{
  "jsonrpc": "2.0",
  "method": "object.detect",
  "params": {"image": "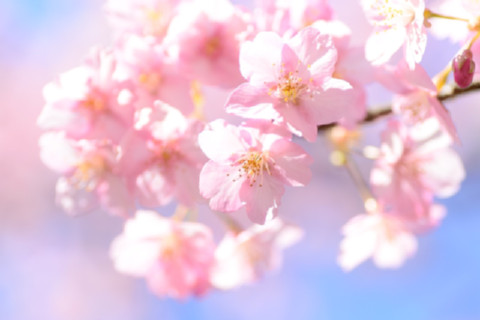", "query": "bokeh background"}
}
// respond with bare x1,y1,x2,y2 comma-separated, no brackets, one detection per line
2,0,480,319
